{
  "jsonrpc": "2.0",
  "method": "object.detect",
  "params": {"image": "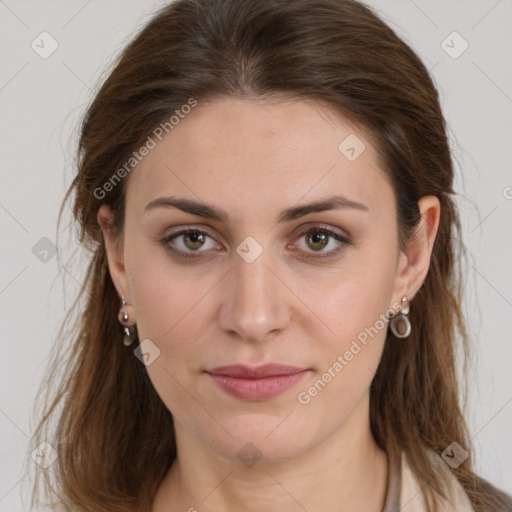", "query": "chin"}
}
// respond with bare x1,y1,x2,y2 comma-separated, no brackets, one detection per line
201,412,320,466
